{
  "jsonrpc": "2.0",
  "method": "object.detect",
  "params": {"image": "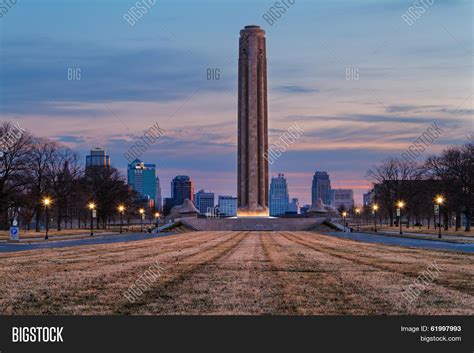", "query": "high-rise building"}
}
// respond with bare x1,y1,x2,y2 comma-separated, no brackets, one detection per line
363,190,374,207
332,189,354,210
288,198,300,214
155,176,162,211
218,196,238,217
195,189,215,215
269,174,289,216
163,197,174,209
127,159,156,206
171,175,194,206
86,148,110,169
311,171,332,206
